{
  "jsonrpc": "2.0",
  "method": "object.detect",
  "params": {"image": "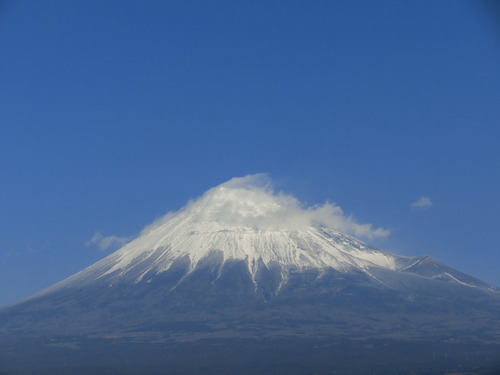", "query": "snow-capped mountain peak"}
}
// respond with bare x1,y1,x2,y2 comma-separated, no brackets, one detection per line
46,175,399,291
